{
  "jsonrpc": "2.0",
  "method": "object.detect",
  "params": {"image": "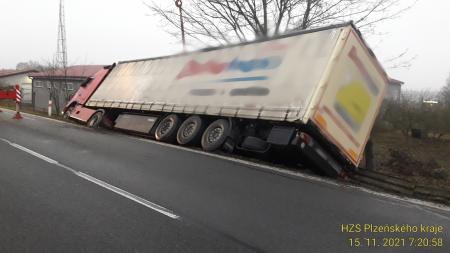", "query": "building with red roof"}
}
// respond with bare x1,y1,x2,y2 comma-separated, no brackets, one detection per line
29,65,104,114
